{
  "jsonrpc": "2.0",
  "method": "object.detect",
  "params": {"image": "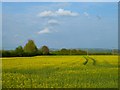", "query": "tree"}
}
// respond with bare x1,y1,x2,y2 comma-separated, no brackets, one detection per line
24,40,38,54
2,50,10,57
41,45,49,55
71,49,77,55
60,48,69,55
15,46,24,56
